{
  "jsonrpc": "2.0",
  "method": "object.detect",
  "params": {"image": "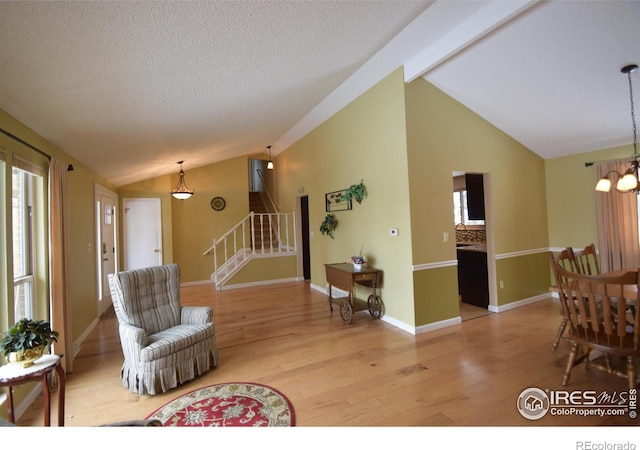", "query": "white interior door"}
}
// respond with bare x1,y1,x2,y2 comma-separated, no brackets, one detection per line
96,186,118,317
123,198,162,270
